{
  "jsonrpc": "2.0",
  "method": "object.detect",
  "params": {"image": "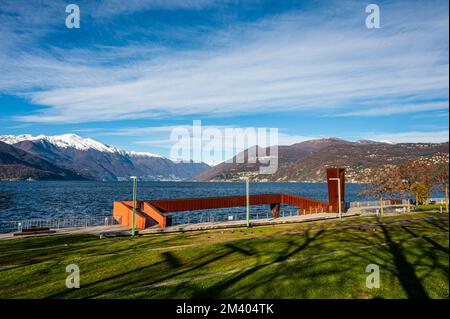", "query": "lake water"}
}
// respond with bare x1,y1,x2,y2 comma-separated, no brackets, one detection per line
0,181,444,229
0,181,367,222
